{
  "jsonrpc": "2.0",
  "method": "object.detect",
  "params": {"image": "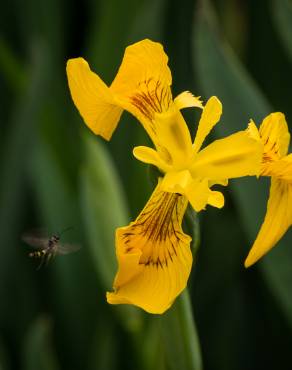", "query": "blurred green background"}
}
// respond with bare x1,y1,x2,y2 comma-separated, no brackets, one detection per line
1,0,292,369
